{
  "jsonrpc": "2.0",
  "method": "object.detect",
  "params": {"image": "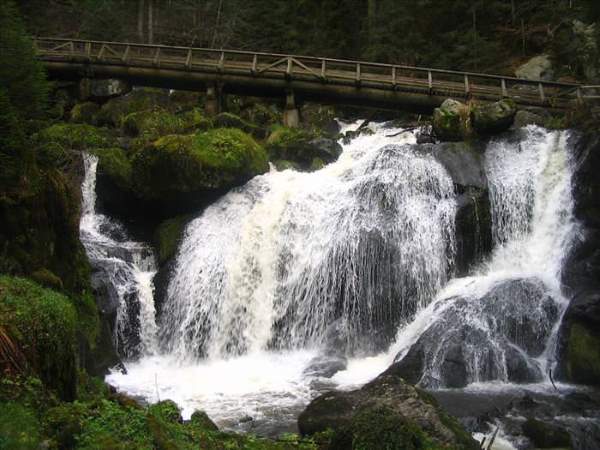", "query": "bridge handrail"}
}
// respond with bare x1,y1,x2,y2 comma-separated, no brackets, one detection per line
33,37,582,90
